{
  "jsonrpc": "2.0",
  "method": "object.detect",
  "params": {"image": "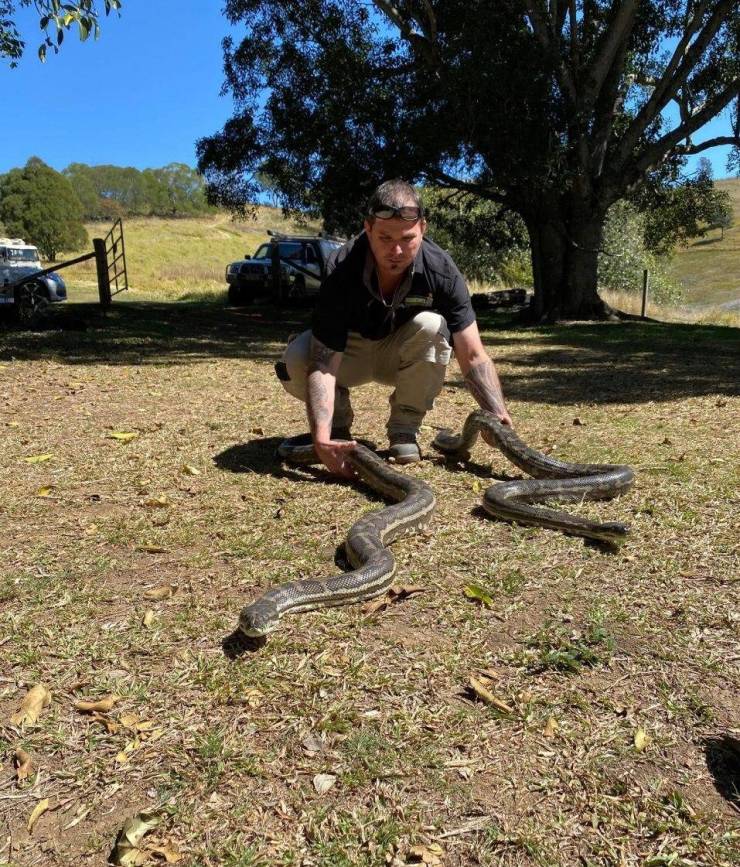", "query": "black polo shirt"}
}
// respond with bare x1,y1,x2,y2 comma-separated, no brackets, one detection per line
311,232,476,352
